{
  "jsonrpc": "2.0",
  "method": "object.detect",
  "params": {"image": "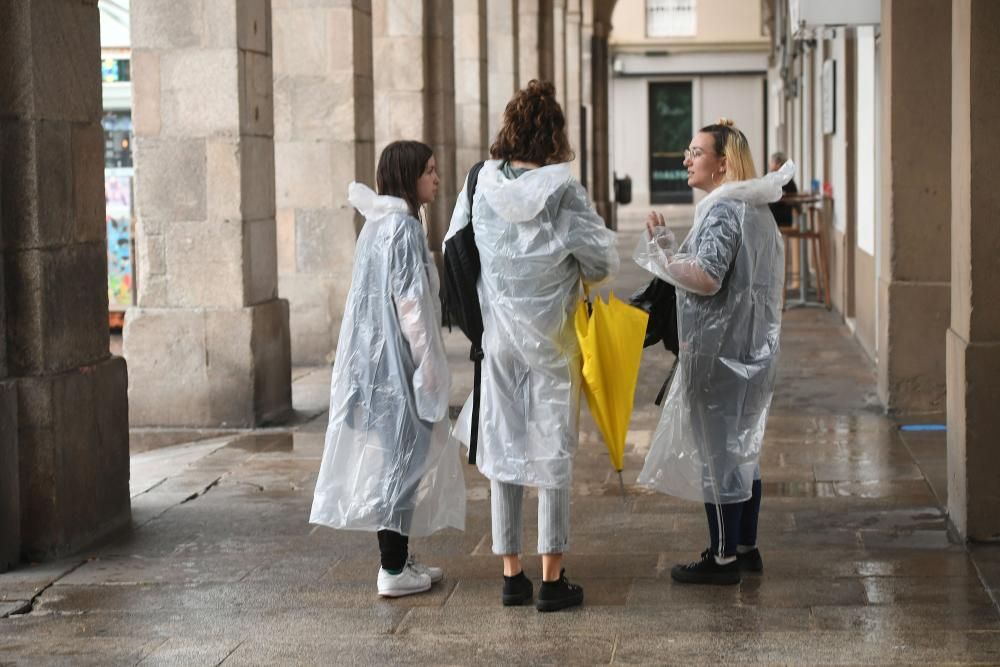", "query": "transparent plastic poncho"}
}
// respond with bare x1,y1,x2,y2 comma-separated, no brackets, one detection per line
309,183,465,536
634,161,795,504
445,161,620,489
